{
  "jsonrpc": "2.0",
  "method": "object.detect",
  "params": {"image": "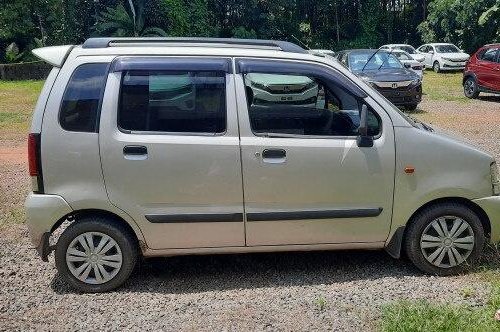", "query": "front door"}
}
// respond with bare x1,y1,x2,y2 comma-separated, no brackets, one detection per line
476,47,500,91
235,59,395,246
99,57,245,250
